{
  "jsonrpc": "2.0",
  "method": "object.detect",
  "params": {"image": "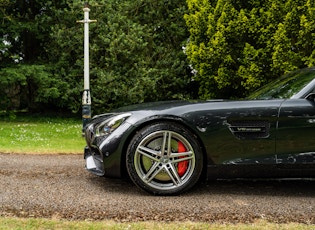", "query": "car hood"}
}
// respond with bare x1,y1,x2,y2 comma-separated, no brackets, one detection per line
113,100,225,113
